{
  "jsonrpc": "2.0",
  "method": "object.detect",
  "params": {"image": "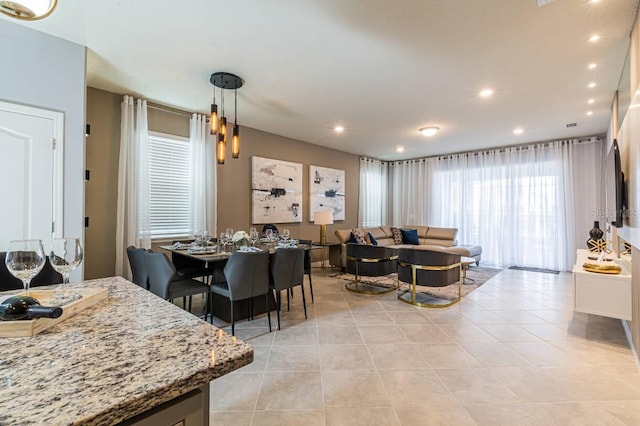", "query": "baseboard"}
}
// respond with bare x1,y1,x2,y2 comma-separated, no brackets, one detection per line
622,319,640,371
